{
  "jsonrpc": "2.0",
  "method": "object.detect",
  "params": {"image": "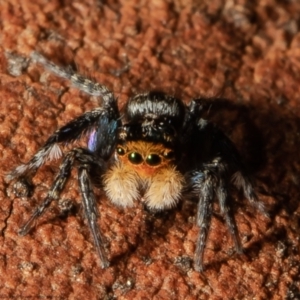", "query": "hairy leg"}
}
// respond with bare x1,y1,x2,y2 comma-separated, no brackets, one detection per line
19,147,109,267
7,105,119,182
31,52,114,105
79,167,109,268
